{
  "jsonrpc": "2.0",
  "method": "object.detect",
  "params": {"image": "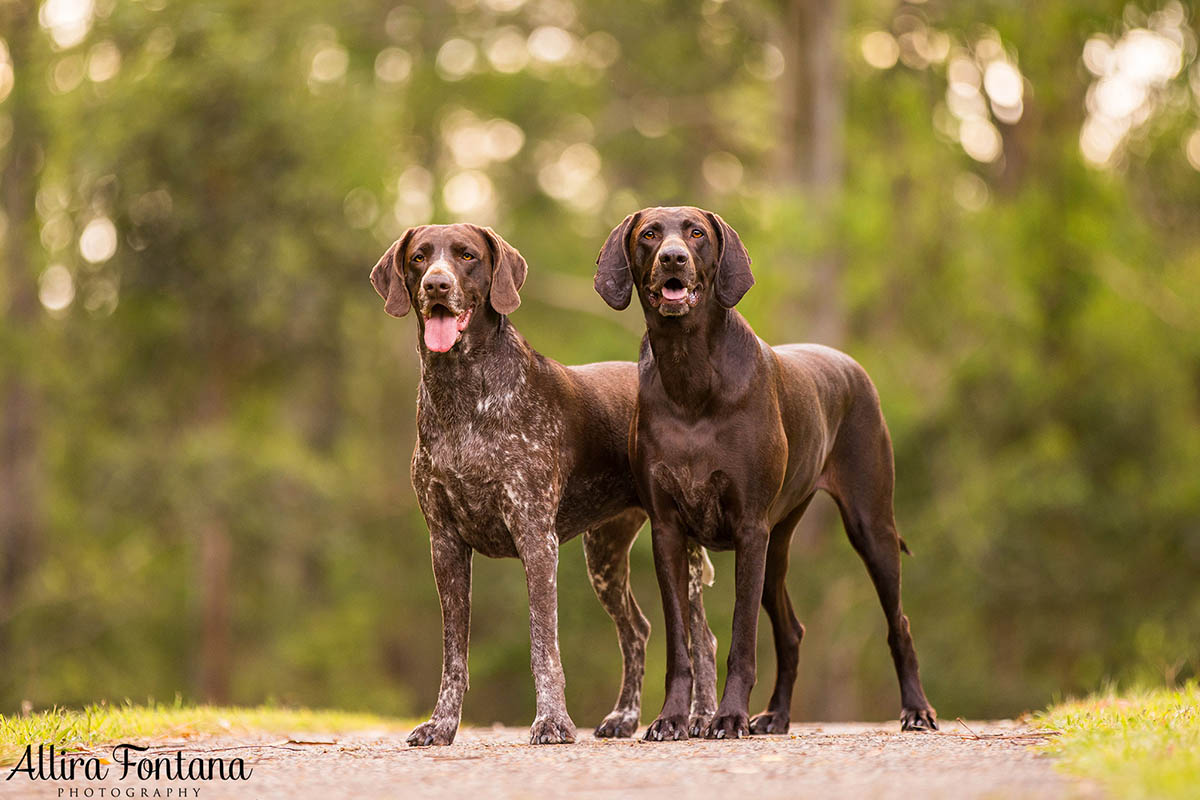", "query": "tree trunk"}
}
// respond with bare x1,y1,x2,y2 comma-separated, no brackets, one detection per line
193,373,234,705
775,0,852,720
199,519,232,703
0,0,43,680
776,0,846,345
